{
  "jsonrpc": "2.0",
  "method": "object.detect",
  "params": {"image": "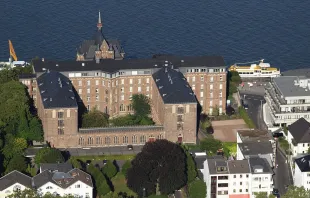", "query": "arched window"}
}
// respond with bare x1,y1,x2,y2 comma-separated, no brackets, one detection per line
78,137,84,145
13,185,21,191
105,137,110,144
157,134,164,140
123,136,128,144
114,136,119,144
140,135,146,143
88,137,93,145
132,135,137,144
96,137,101,144
120,104,125,112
